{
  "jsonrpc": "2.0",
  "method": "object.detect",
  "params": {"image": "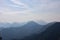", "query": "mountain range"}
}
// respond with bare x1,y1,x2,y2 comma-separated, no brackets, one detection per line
1,21,43,40
0,20,47,28
0,21,60,40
